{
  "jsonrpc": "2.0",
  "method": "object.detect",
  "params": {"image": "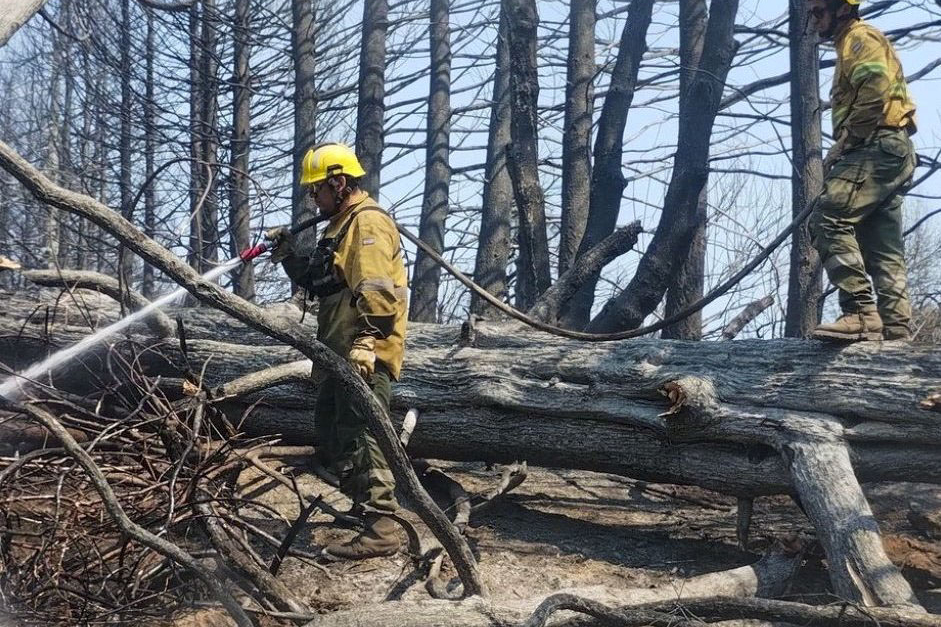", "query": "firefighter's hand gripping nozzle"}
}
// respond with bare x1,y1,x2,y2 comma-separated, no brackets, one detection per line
237,215,326,264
